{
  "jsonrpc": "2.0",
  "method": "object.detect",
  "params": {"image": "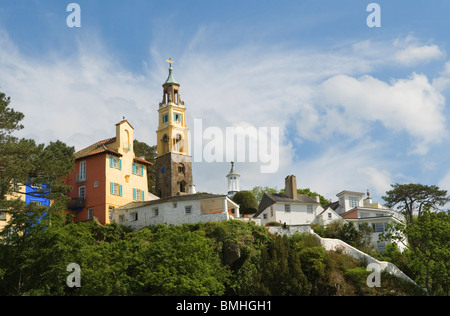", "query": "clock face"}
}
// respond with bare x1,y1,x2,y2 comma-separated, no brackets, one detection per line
161,166,166,173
